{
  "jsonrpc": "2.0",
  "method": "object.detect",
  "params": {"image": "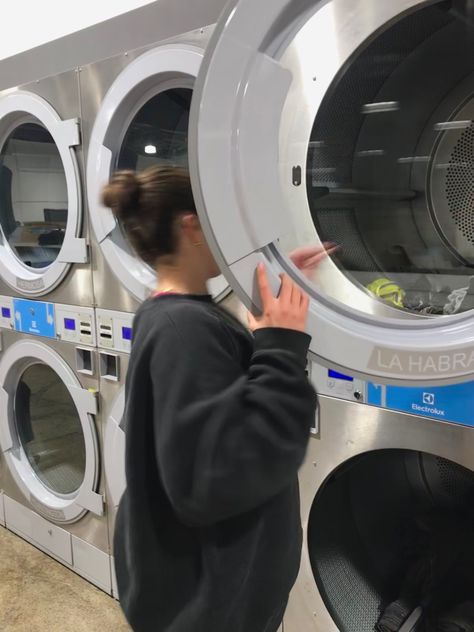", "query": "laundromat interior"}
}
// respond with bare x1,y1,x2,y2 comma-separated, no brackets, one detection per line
0,1,473,630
